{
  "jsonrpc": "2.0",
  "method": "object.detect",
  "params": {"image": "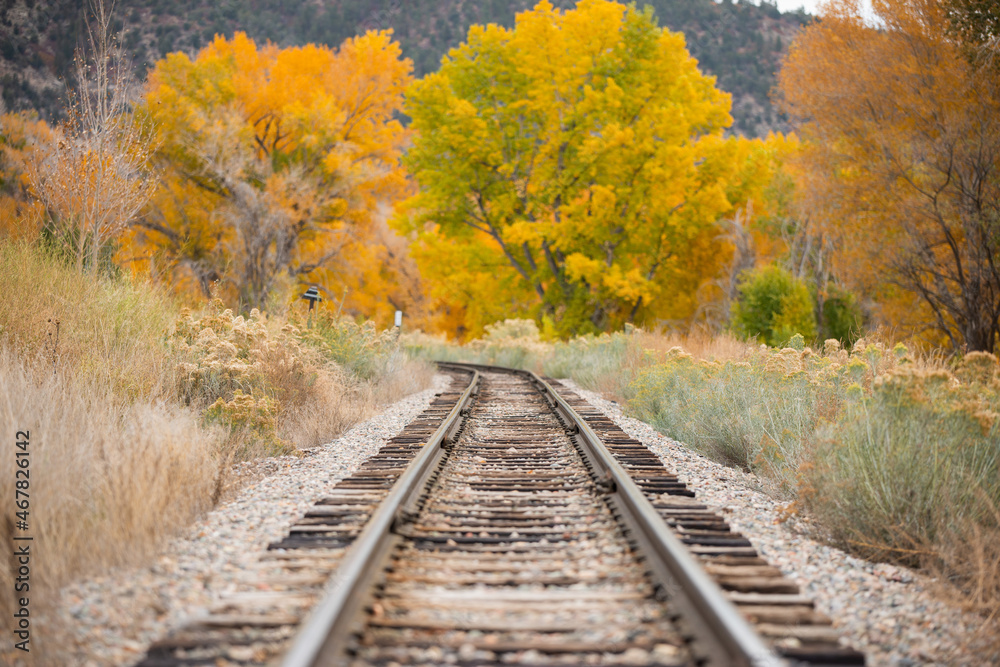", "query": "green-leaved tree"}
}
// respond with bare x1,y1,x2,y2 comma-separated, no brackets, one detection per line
395,0,776,338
